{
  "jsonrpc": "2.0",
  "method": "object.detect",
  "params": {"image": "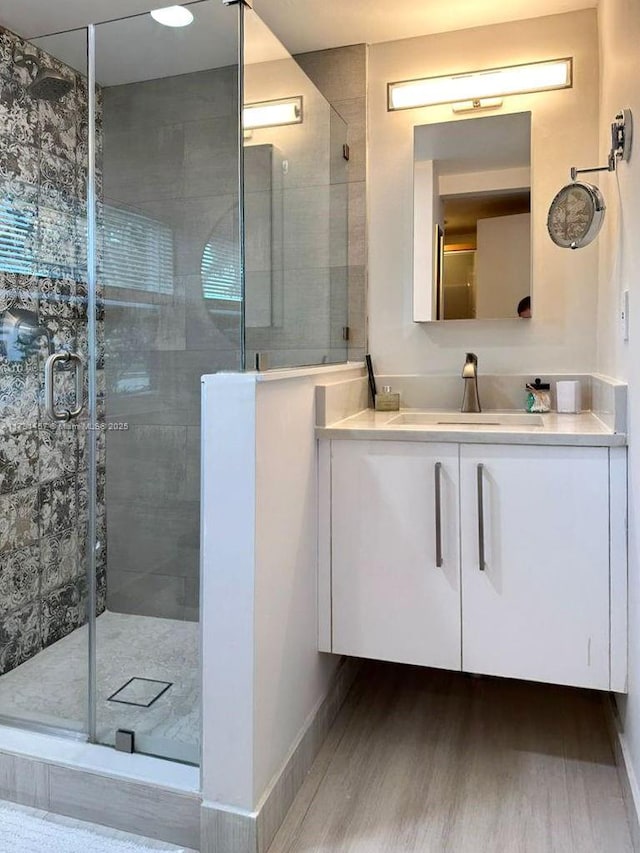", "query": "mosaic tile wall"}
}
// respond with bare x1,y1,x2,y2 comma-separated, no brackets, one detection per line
0,25,106,677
